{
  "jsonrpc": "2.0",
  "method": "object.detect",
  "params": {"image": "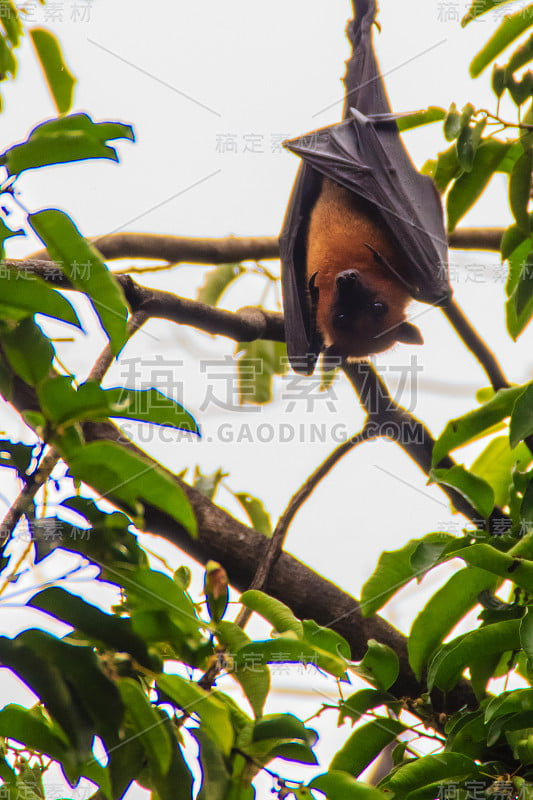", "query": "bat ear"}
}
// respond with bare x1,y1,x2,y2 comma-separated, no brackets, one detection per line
396,322,423,345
